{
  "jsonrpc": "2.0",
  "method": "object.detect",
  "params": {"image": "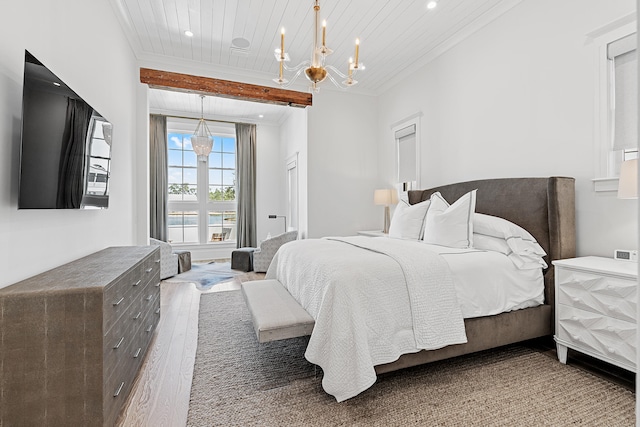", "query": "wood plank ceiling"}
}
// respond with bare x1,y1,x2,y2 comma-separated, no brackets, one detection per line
111,0,521,119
